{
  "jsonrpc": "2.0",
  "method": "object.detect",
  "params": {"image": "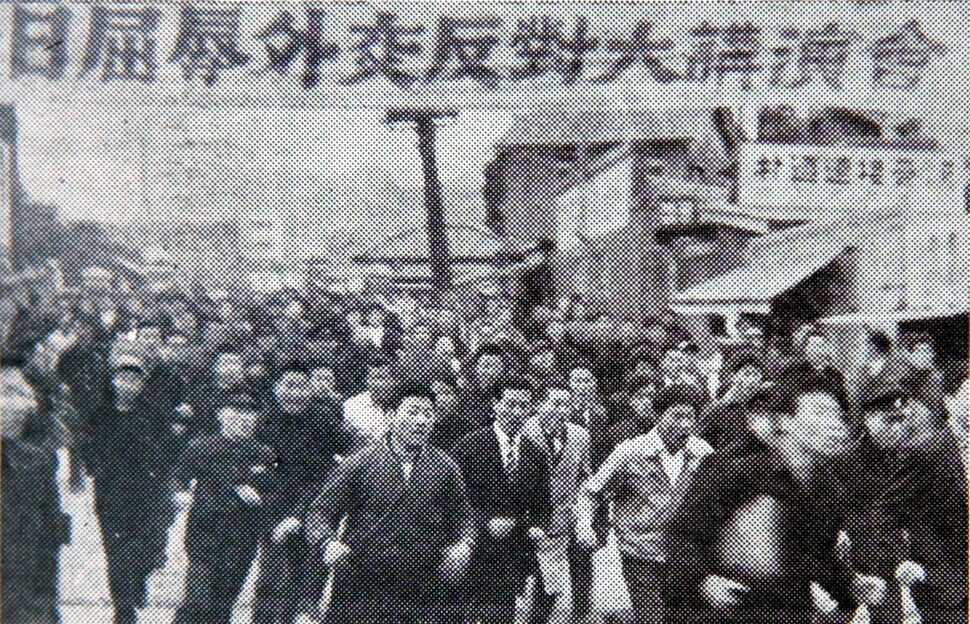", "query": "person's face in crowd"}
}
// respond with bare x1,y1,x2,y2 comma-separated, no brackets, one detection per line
390,395,436,450
366,308,385,327
631,359,657,378
655,403,697,452
433,336,455,359
572,301,588,321
476,354,504,389
661,349,690,378
430,380,457,415
217,300,235,322
908,342,935,370
366,365,396,404
173,311,198,337
731,365,764,397
569,367,597,400
256,333,278,353
545,320,566,343
112,369,146,408
437,309,457,330
538,388,572,434
618,321,639,345
218,406,260,440
945,380,969,445
783,392,850,457
529,349,556,377
274,371,312,412
745,407,778,444
283,300,304,321
213,353,246,388
310,367,336,398
494,304,513,325
629,388,655,425
2,367,37,440
644,324,667,345
803,335,831,369
137,326,162,346
495,388,532,435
